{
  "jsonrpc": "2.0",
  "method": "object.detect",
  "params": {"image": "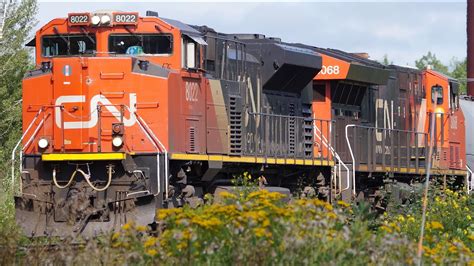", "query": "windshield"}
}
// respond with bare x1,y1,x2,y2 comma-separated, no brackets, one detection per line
108,34,173,55
42,35,96,56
